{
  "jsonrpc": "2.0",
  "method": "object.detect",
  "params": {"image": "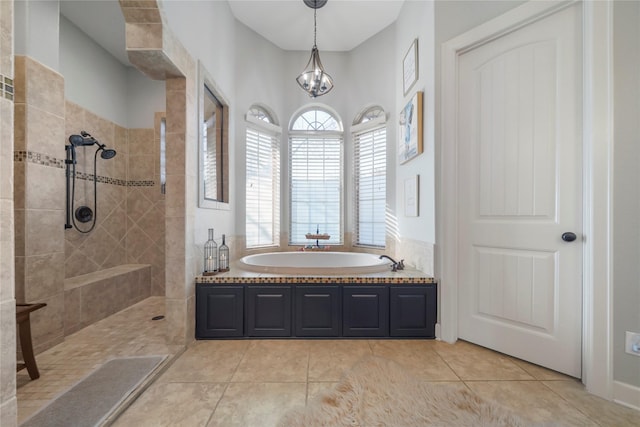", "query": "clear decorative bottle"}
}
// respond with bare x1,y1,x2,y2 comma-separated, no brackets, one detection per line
219,234,229,272
203,228,218,275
